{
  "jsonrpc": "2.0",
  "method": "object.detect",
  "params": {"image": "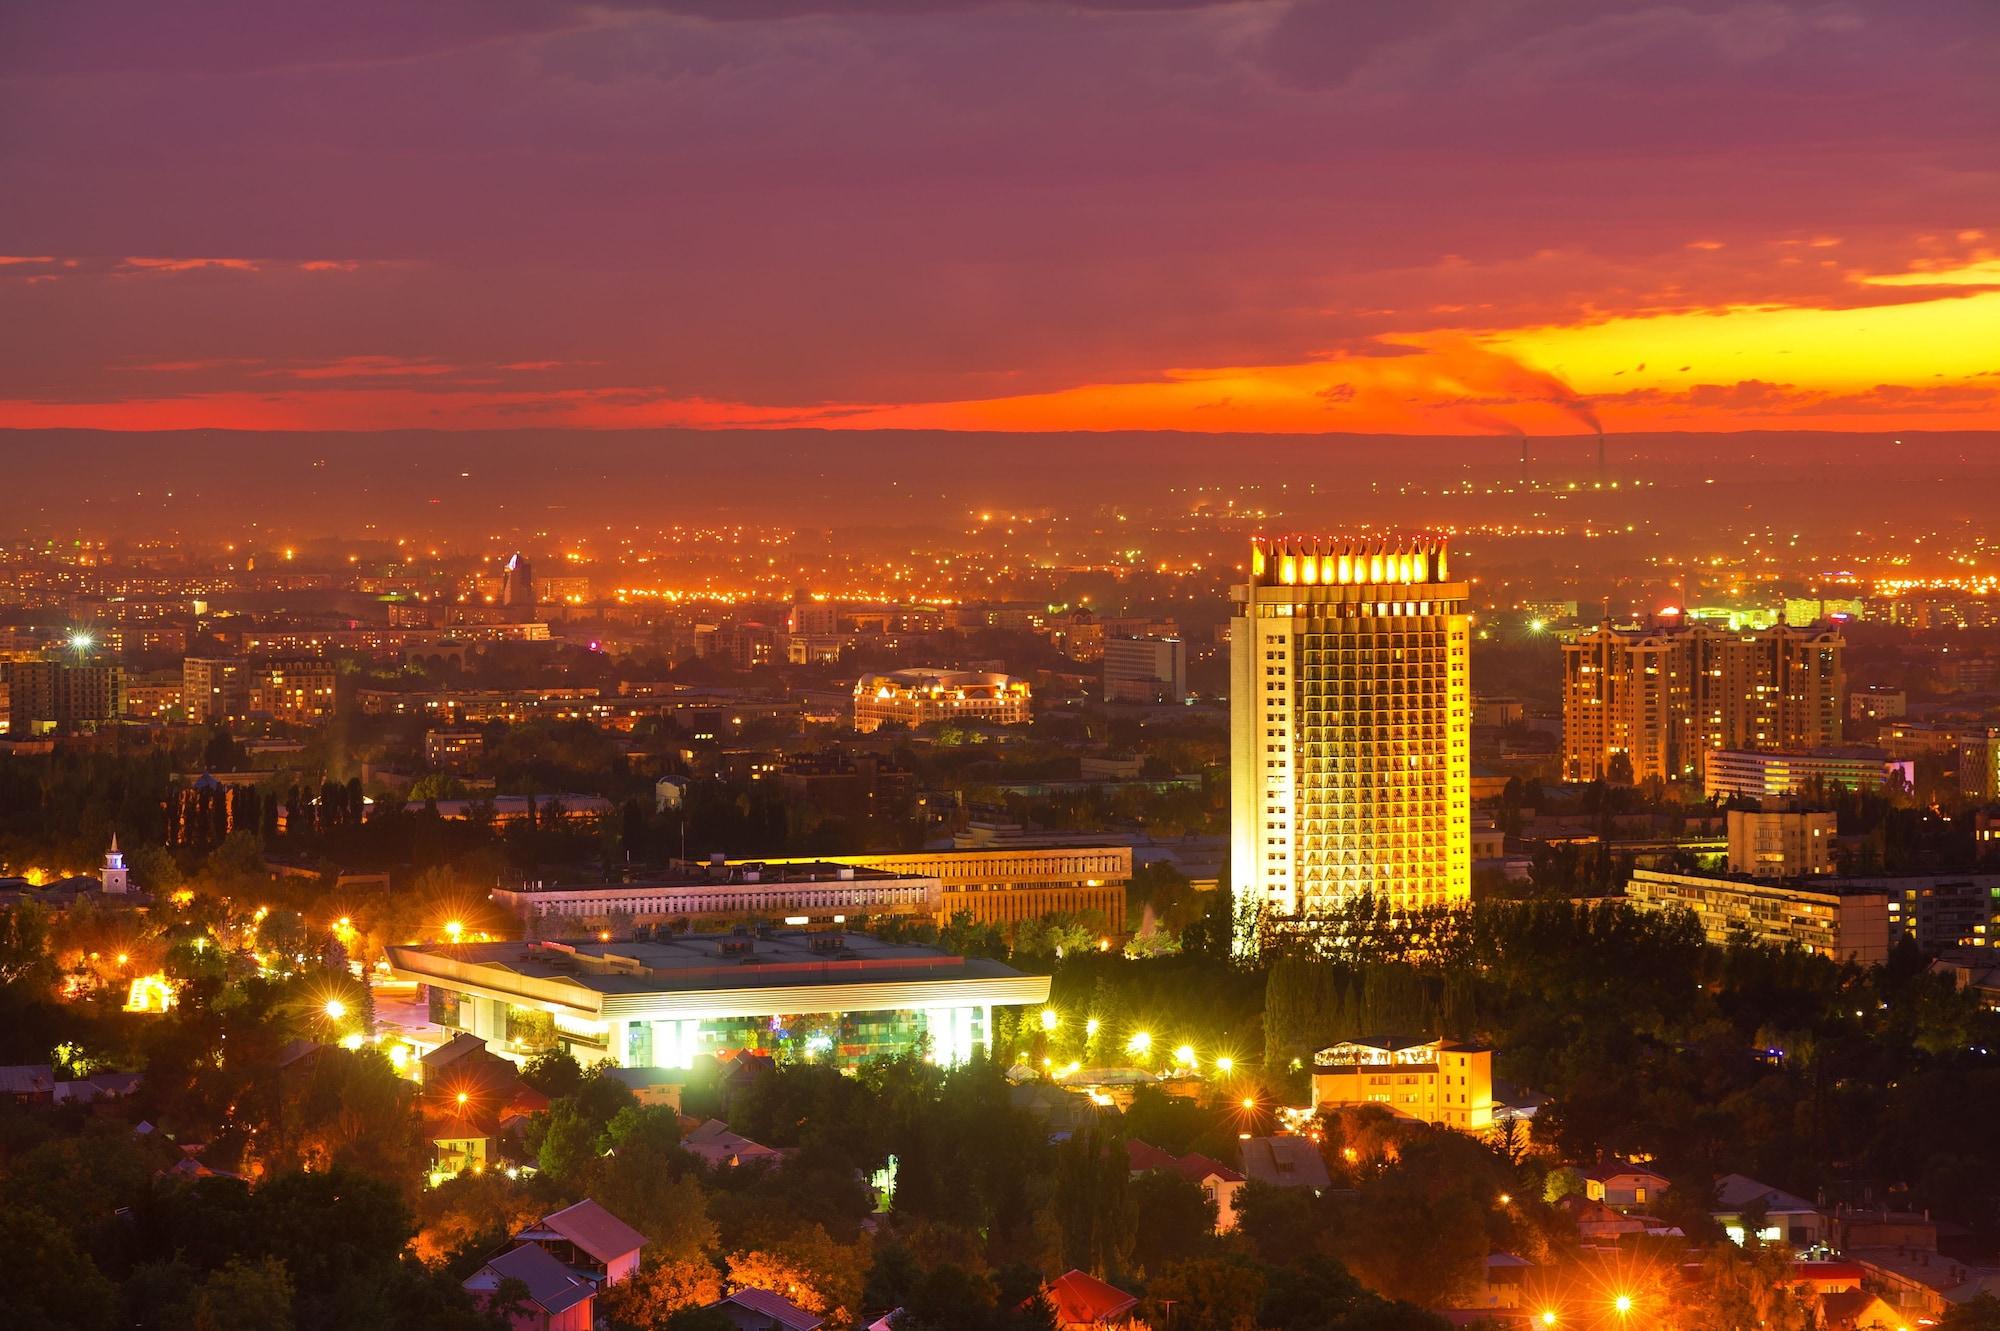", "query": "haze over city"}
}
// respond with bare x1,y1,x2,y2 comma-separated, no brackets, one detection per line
3,5,1999,1331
